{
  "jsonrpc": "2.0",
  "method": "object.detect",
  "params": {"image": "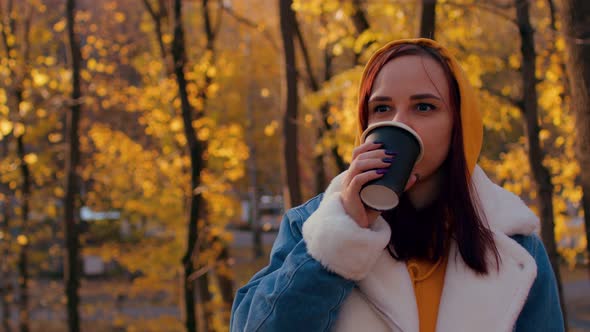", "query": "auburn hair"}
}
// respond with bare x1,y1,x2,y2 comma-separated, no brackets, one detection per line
358,44,500,274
